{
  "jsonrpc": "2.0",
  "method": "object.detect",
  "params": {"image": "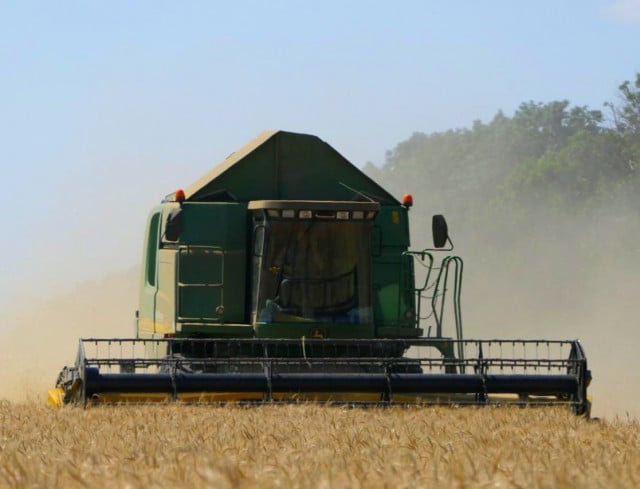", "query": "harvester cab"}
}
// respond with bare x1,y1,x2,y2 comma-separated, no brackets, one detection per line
248,200,380,330
49,131,591,414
